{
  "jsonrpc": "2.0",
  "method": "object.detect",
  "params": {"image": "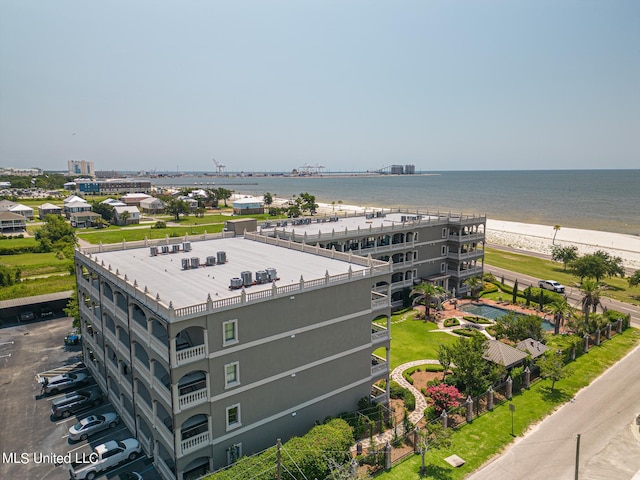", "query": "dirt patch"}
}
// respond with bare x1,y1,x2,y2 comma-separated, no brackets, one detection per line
411,370,446,394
